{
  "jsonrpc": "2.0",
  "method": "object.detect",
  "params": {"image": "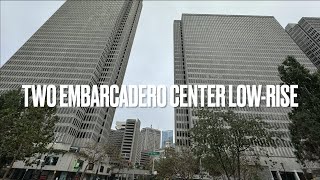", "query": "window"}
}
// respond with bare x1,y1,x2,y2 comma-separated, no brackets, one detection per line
44,156,59,166
100,166,104,173
88,163,94,170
